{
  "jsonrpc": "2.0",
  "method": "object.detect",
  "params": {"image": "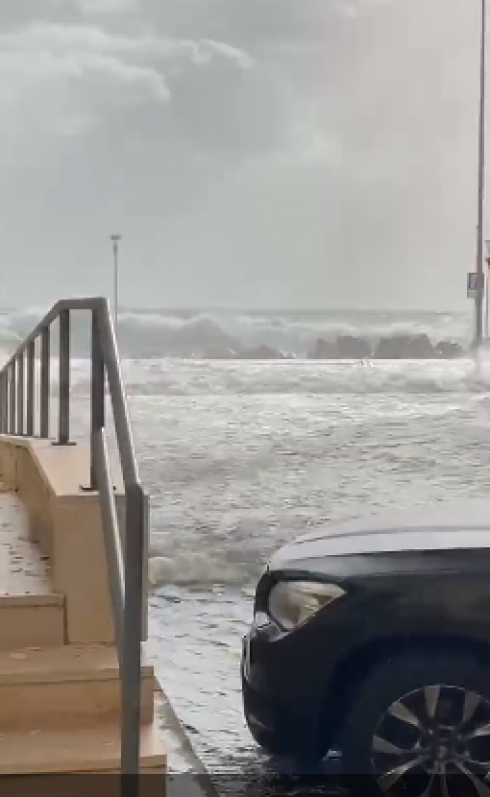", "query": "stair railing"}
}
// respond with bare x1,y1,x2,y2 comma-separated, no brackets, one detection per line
0,297,147,787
